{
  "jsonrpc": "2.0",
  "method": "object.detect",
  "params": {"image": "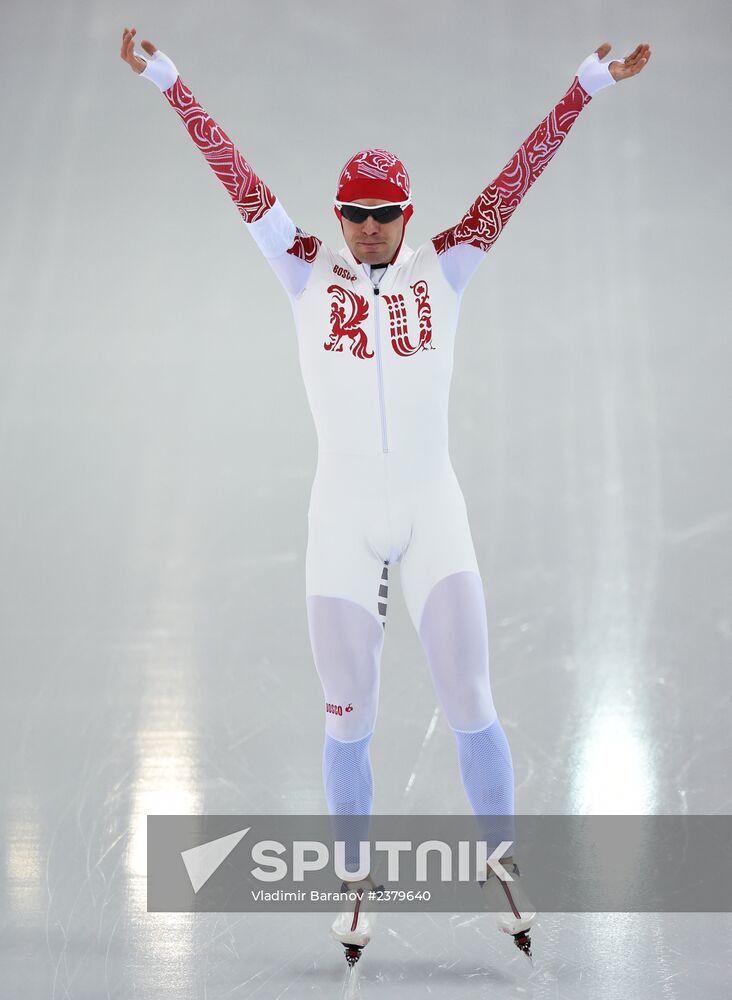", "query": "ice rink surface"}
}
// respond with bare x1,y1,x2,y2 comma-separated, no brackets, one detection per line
1,0,730,996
